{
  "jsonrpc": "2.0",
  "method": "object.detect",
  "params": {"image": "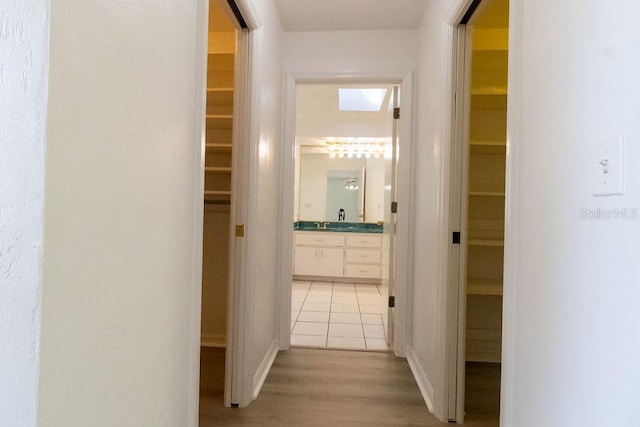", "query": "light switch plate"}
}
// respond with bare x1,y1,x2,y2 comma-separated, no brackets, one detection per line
593,134,624,197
